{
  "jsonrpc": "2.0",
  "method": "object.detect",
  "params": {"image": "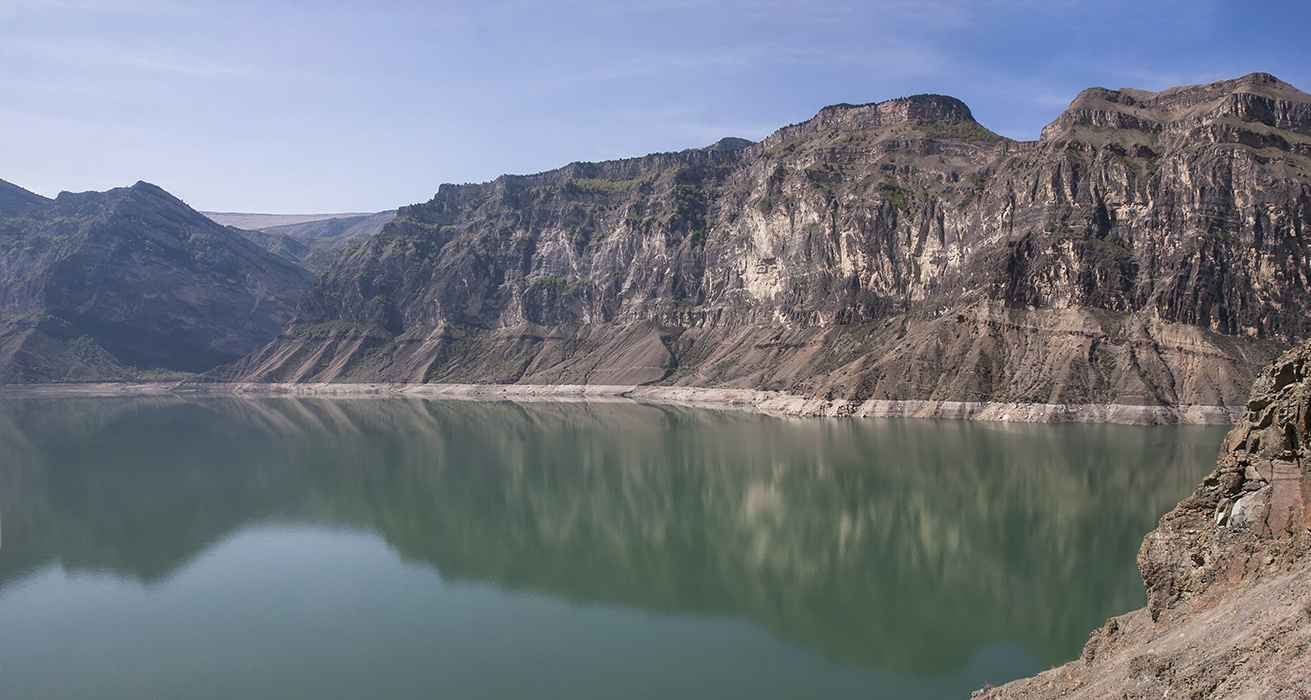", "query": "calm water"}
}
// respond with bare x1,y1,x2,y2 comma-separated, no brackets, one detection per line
0,397,1226,699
